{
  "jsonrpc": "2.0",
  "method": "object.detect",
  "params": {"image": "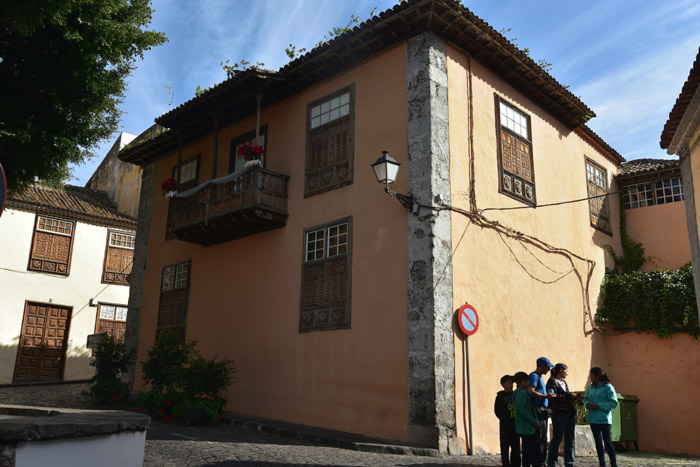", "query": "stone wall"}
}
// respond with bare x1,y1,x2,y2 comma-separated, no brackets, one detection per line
406,32,460,454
